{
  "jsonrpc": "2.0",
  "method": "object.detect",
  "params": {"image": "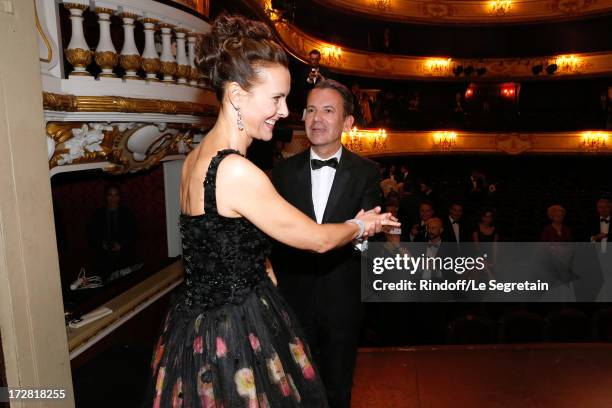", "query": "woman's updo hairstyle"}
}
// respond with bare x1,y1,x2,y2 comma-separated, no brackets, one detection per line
197,14,288,101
